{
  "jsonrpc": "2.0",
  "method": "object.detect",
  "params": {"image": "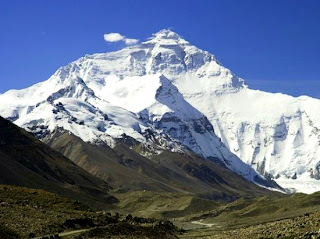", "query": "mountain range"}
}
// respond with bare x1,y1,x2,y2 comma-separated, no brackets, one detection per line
1,29,320,193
